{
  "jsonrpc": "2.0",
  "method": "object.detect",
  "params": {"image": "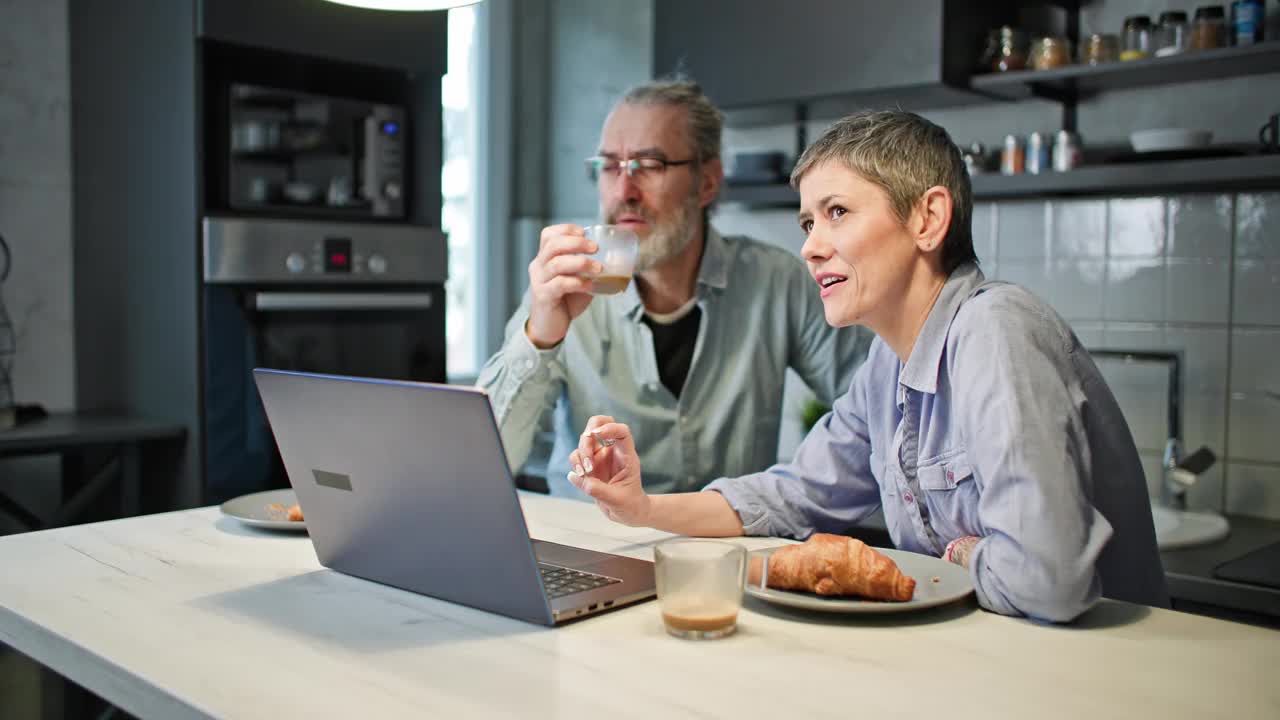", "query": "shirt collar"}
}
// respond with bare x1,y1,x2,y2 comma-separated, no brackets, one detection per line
620,225,728,321
898,262,985,395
